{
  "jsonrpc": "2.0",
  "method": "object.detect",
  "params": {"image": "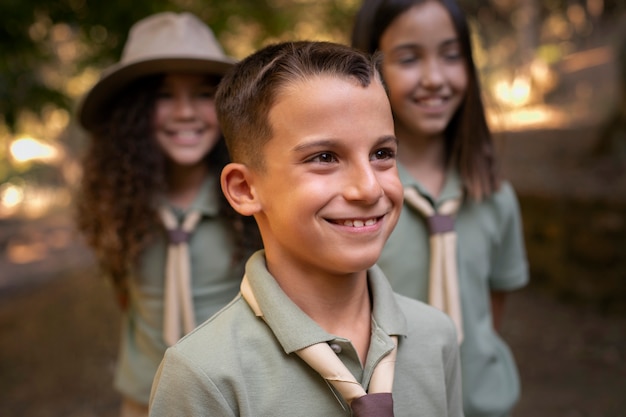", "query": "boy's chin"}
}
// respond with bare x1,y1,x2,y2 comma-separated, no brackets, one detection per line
334,252,384,274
